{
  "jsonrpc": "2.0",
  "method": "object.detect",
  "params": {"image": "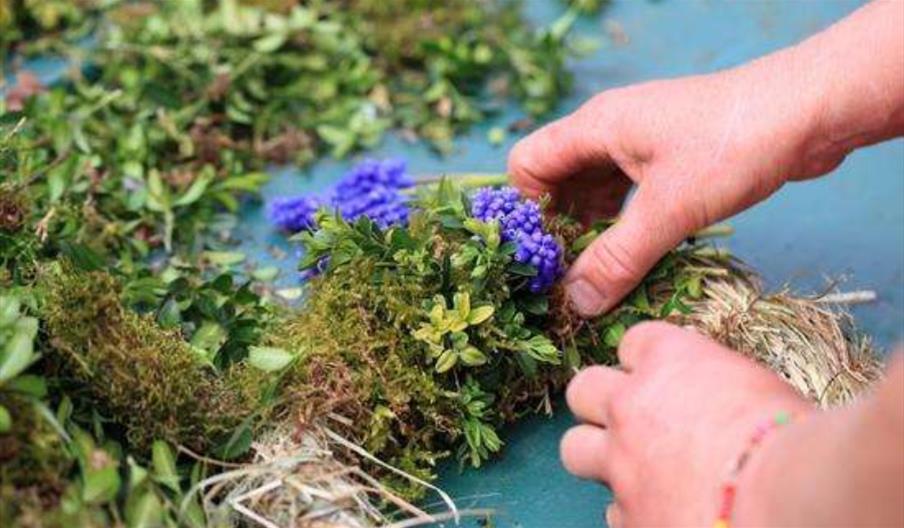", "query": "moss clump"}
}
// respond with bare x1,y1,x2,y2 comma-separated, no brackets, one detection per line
42,267,270,453
271,256,456,492
0,394,72,525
